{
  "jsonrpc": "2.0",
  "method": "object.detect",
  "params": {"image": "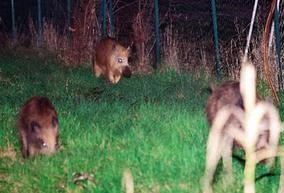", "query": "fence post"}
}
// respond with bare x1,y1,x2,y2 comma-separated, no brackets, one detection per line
11,0,17,44
210,0,221,79
109,0,114,36
67,0,71,37
37,0,42,47
99,0,107,37
154,0,161,69
274,1,283,89
279,0,284,88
